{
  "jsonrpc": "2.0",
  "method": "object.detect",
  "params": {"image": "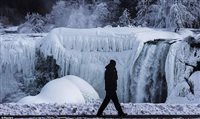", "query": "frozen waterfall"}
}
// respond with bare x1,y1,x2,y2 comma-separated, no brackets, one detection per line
1,27,197,103
130,40,170,103
0,34,43,102
38,27,183,103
